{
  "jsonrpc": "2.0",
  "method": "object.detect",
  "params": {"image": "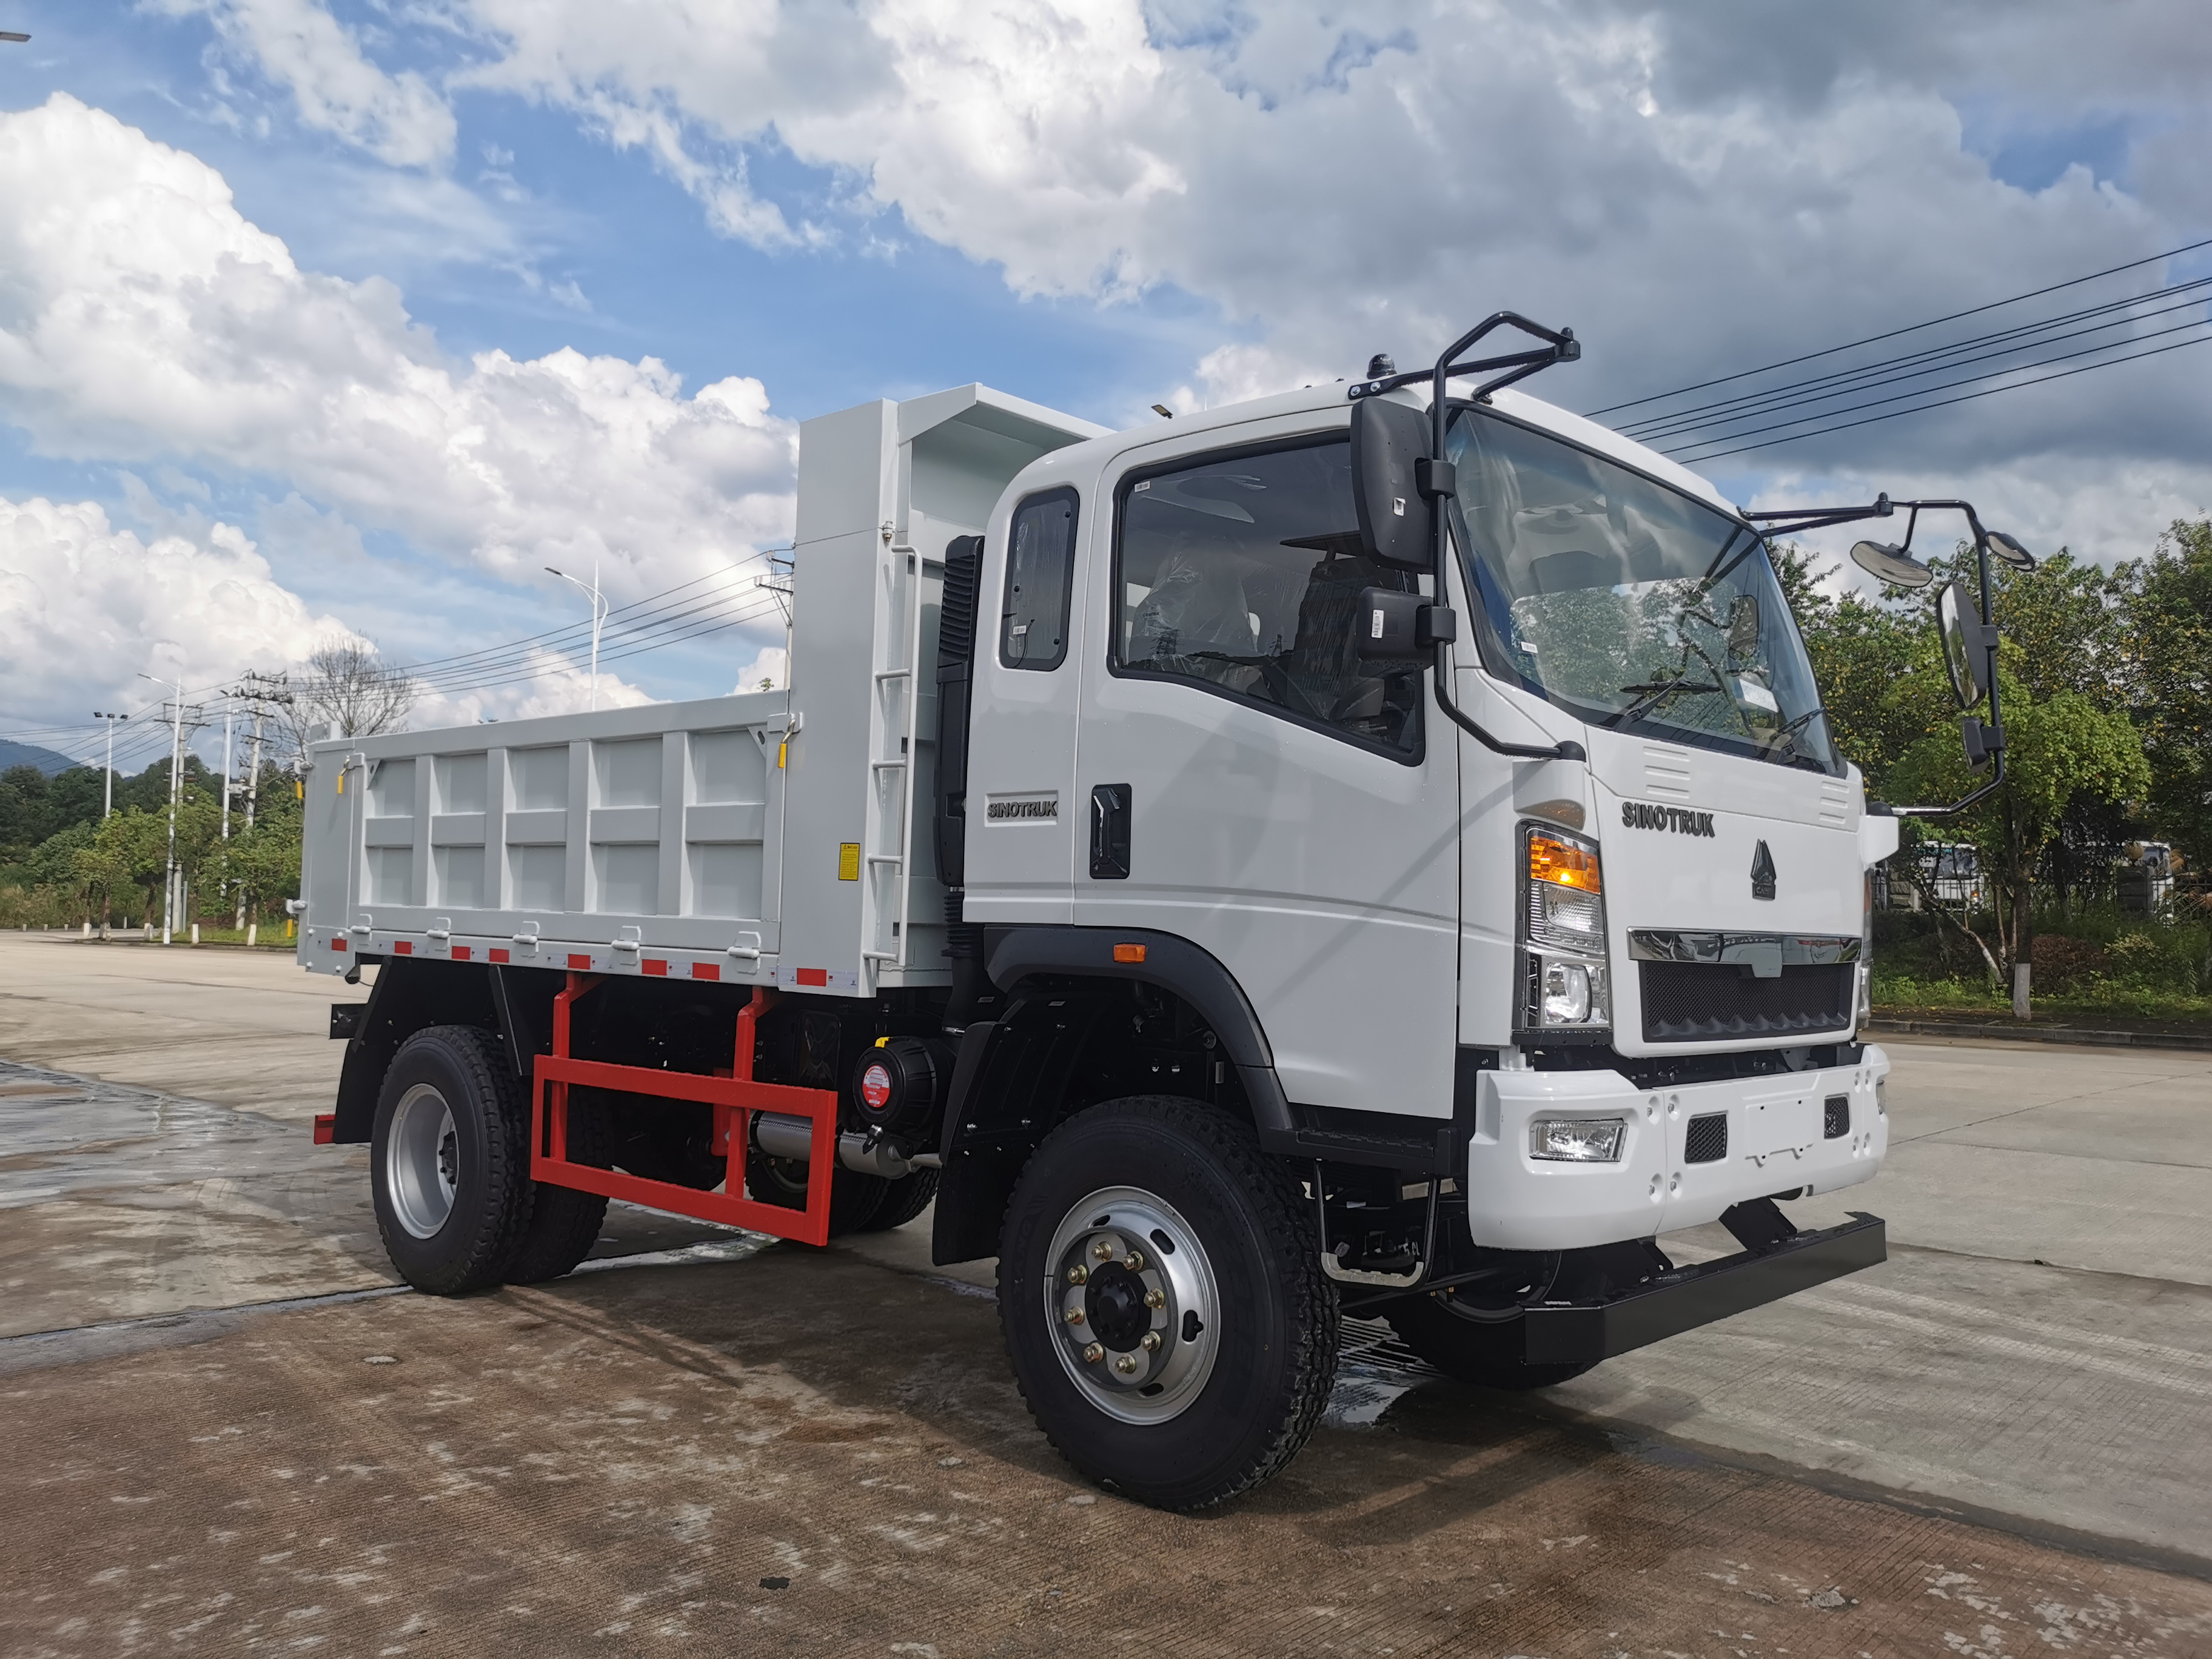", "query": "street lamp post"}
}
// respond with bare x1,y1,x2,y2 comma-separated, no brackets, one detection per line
545,563,608,711
92,711,129,817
